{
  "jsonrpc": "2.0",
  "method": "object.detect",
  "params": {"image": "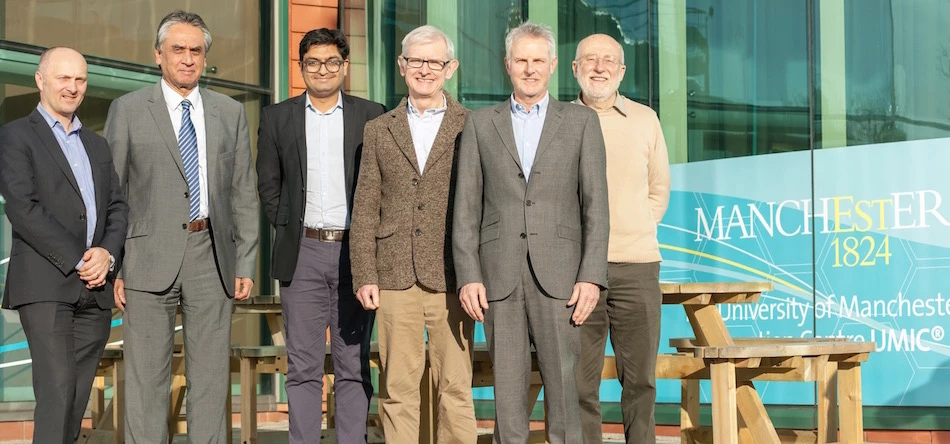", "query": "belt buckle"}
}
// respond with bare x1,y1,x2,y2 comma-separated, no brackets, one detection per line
320,229,343,242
